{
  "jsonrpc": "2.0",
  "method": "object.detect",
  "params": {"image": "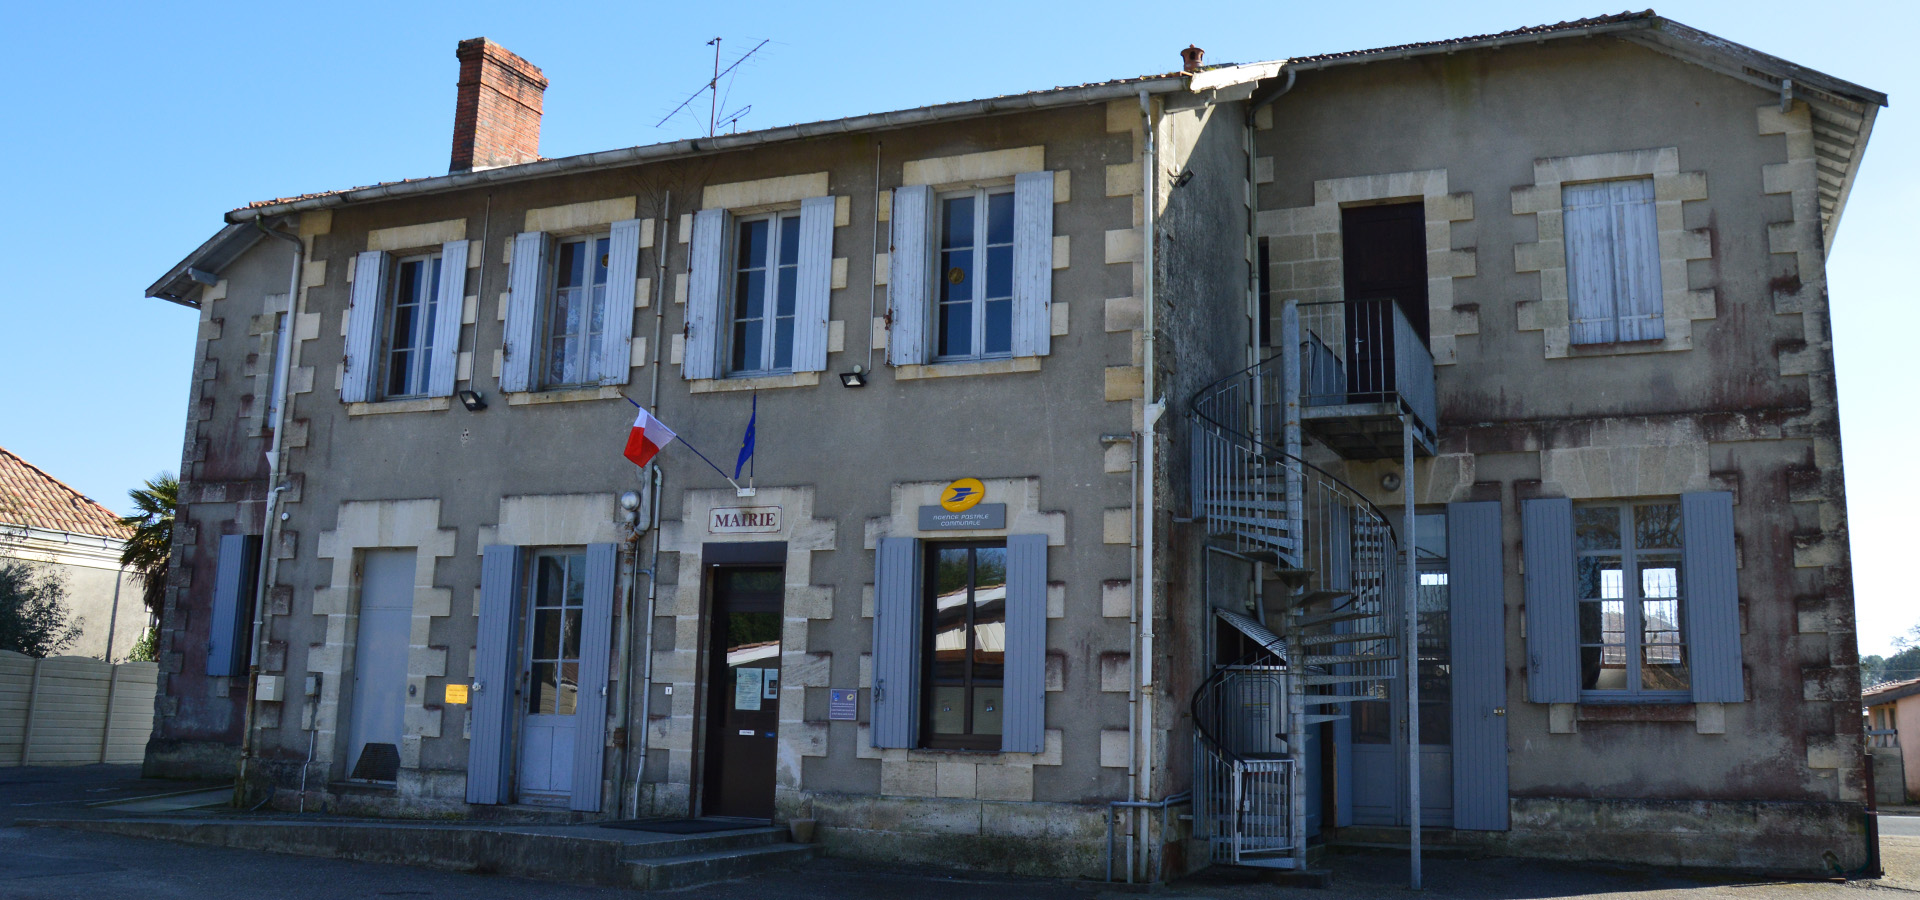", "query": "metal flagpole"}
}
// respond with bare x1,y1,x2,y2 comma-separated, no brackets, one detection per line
622,395,745,493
